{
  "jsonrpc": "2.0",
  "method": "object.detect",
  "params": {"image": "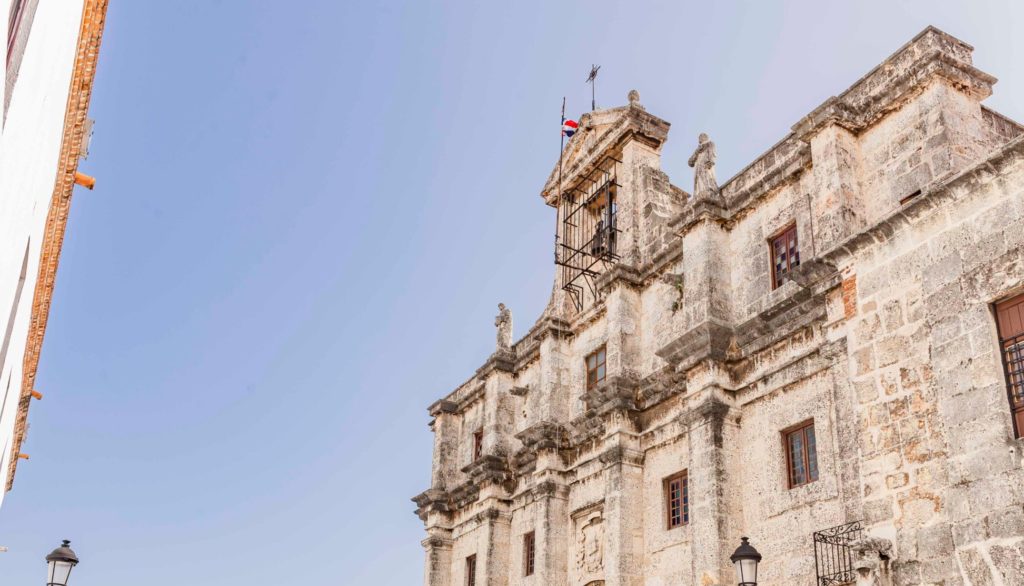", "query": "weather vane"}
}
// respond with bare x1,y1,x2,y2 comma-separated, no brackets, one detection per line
586,64,601,111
